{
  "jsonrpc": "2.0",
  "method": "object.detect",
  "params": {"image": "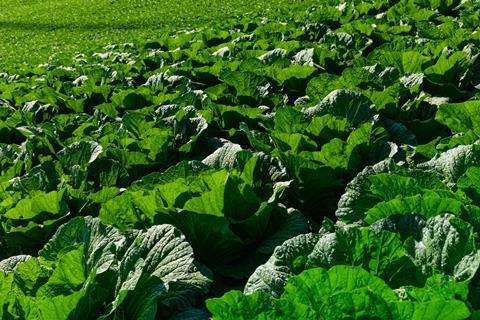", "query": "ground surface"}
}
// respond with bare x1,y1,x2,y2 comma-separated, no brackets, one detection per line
0,0,305,68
